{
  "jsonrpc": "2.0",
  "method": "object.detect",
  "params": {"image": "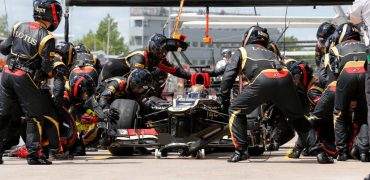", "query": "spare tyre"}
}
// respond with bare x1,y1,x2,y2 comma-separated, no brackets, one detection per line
59,108,78,151
109,99,140,156
110,99,140,129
